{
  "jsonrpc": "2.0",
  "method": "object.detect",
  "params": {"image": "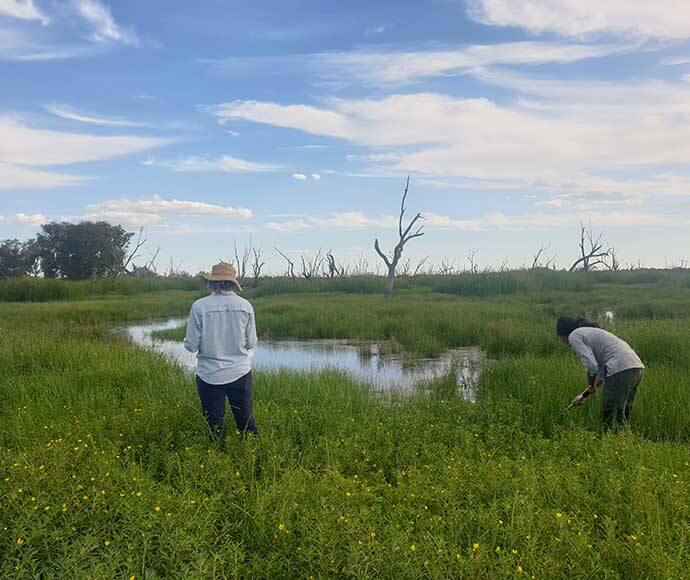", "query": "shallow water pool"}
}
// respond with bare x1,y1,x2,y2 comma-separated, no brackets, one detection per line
122,319,483,399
